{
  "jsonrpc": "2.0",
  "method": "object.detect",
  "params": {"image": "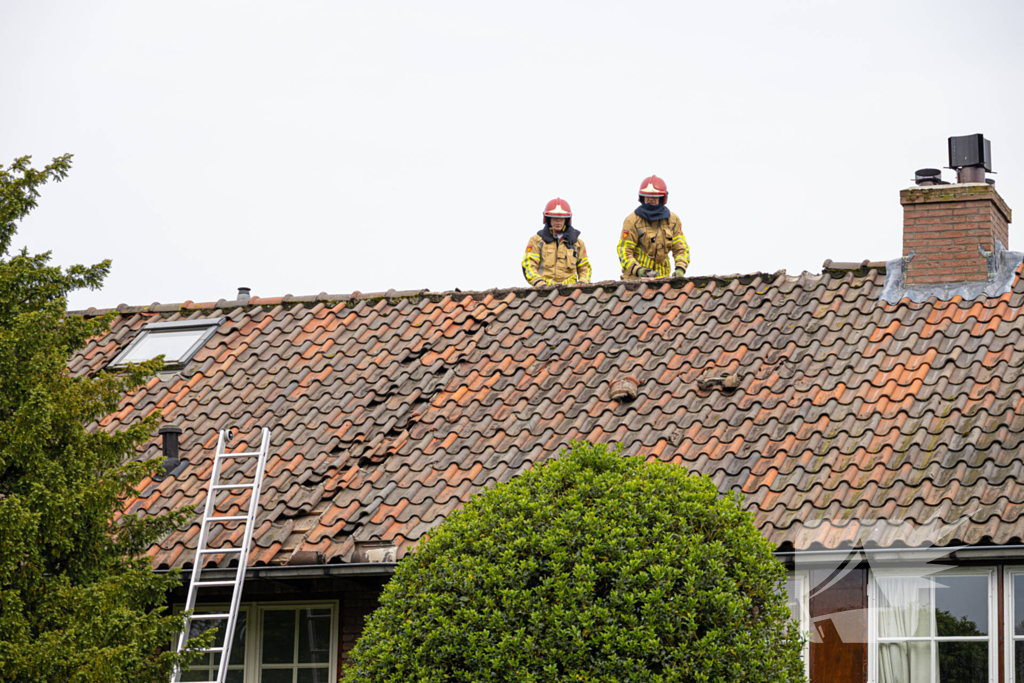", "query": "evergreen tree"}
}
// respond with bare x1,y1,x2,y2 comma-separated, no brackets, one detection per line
0,155,204,682
345,441,806,682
